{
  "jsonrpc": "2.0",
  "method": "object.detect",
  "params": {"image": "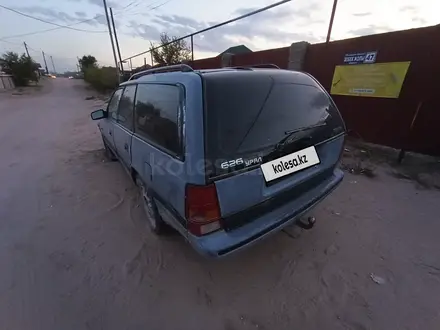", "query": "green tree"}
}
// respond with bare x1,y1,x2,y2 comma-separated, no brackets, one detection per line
84,66,118,91
78,55,97,72
0,51,39,86
149,32,191,66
